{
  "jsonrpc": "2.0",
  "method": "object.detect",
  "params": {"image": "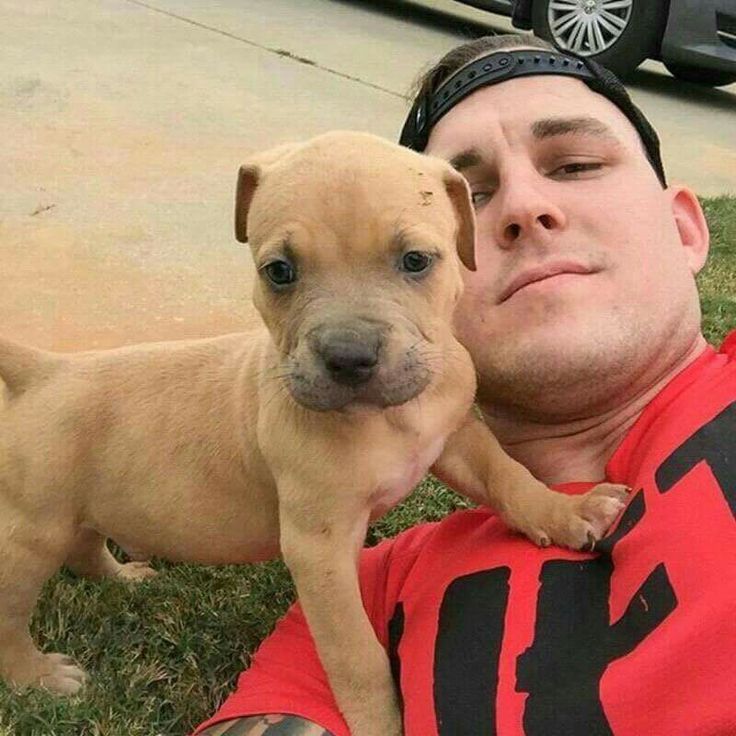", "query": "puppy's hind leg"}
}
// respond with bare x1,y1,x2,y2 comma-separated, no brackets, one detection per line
0,518,87,694
65,528,156,582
